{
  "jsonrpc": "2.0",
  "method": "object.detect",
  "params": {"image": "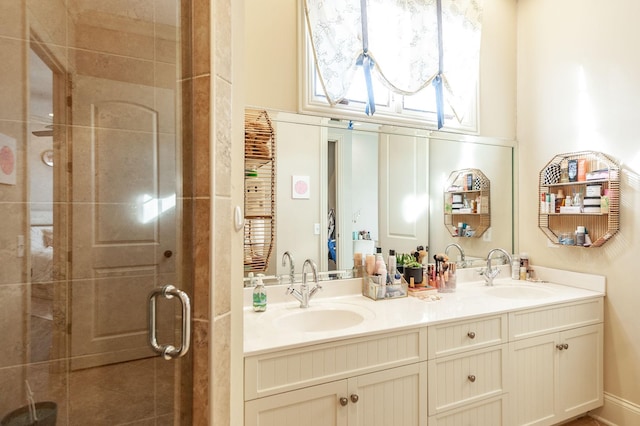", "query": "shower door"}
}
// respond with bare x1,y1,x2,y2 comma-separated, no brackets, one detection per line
0,1,195,425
